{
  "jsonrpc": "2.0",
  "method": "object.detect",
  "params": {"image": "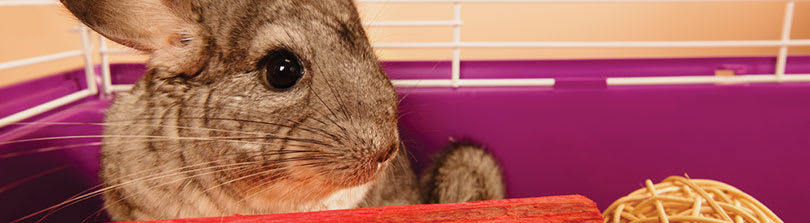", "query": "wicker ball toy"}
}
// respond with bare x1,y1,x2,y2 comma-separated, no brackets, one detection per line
602,176,783,223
